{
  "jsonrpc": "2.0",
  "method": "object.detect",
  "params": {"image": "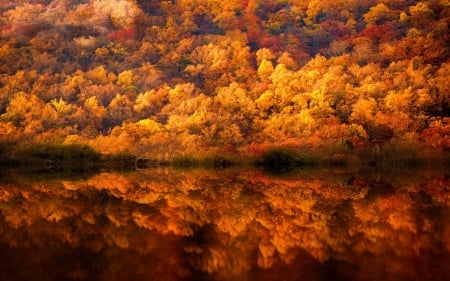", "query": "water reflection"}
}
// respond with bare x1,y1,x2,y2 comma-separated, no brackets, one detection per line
0,168,449,281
